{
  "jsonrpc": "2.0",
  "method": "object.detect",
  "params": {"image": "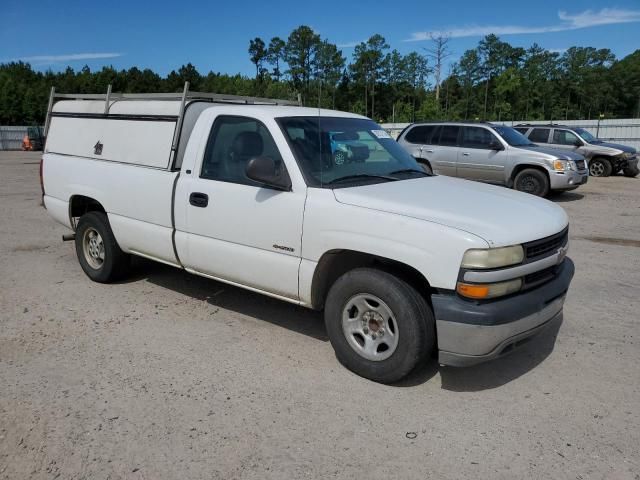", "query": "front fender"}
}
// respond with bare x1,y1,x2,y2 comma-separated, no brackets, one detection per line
300,189,488,296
